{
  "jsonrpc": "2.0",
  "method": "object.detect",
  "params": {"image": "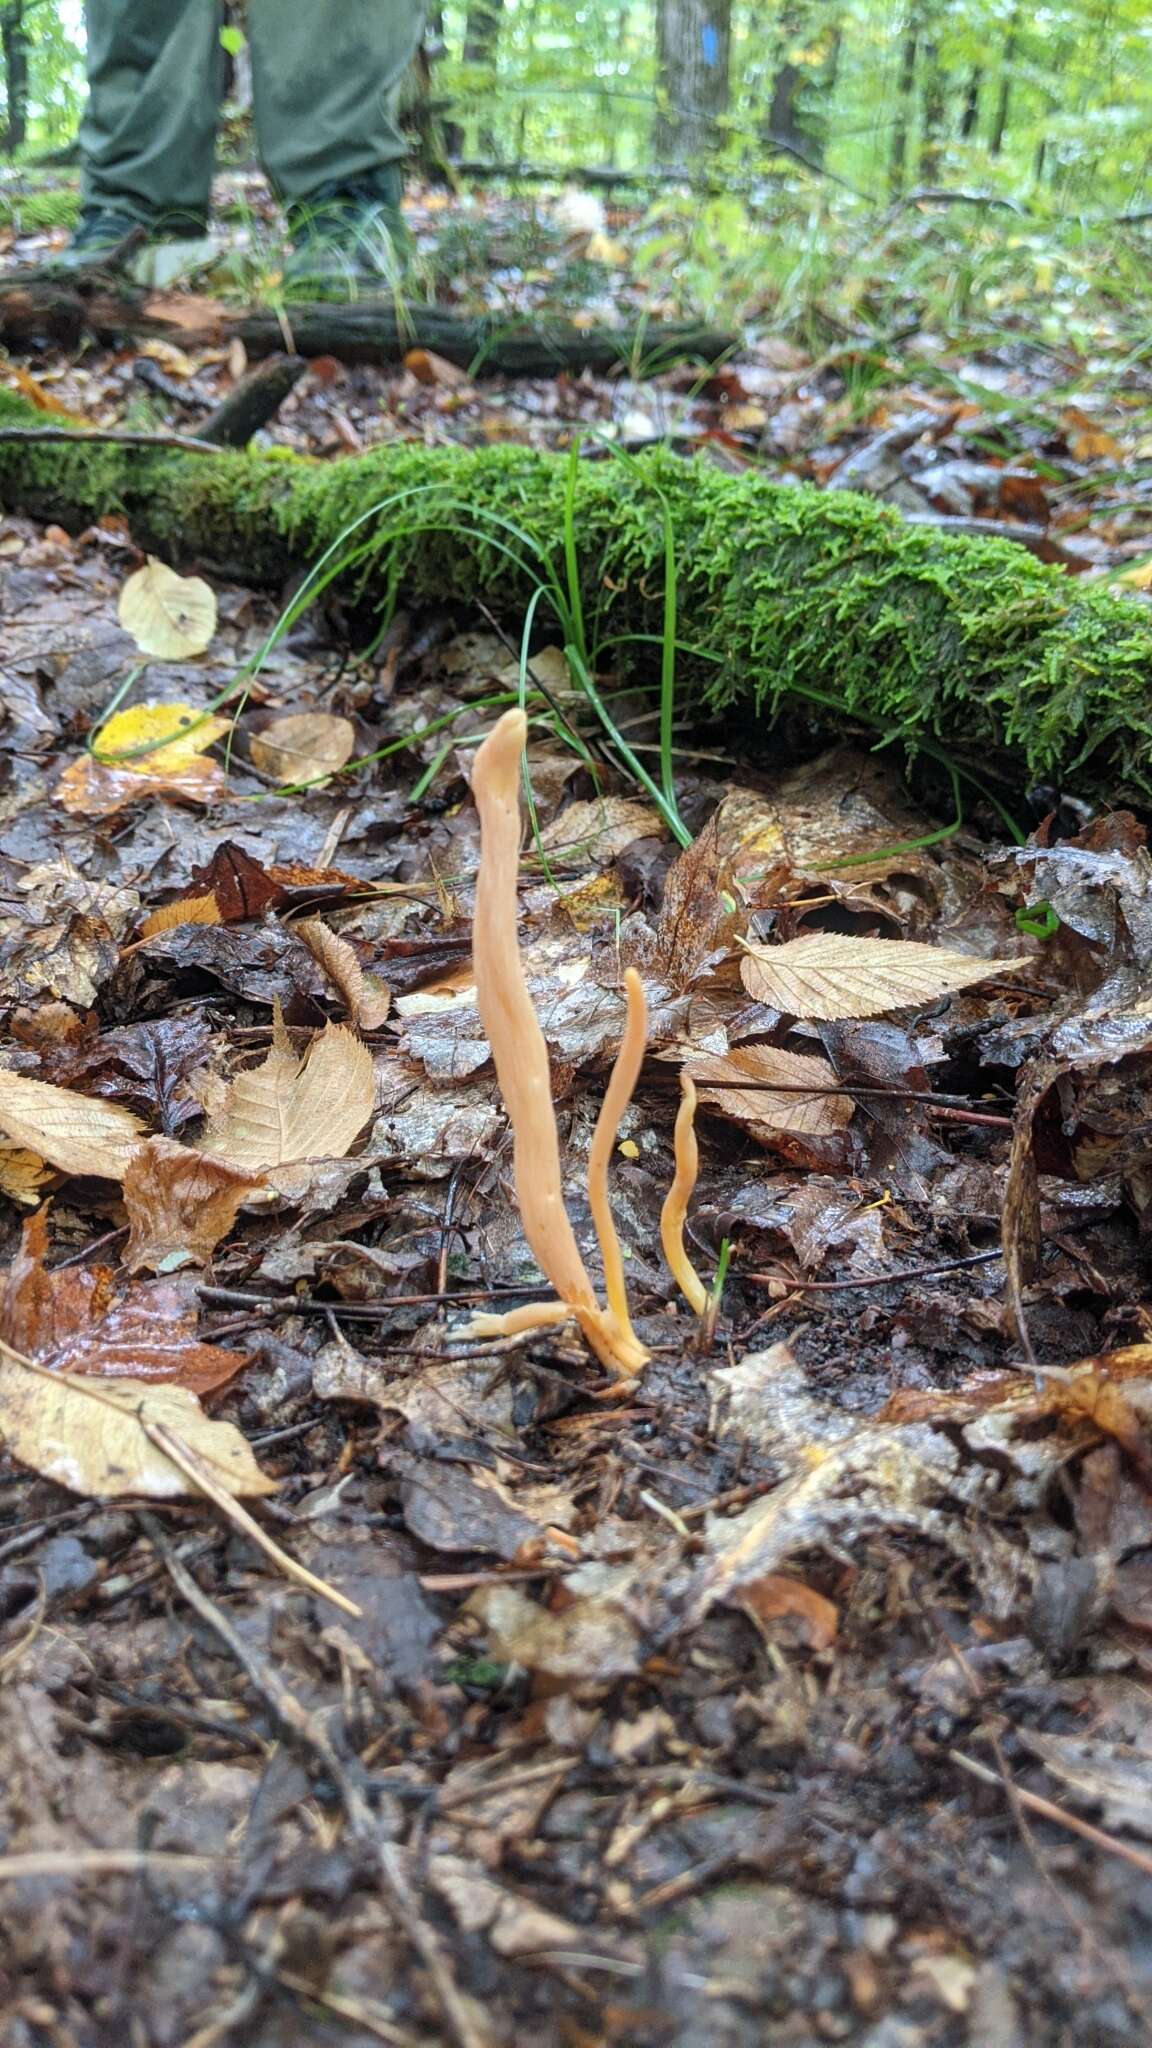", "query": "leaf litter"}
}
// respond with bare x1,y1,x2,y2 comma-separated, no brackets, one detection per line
6,335,1152,2046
